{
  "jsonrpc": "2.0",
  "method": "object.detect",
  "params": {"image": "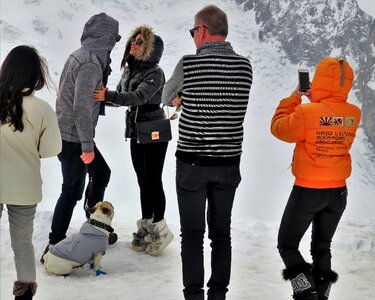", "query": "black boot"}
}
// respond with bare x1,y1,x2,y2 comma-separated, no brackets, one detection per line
13,282,37,300
312,269,338,300
282,263,318,300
